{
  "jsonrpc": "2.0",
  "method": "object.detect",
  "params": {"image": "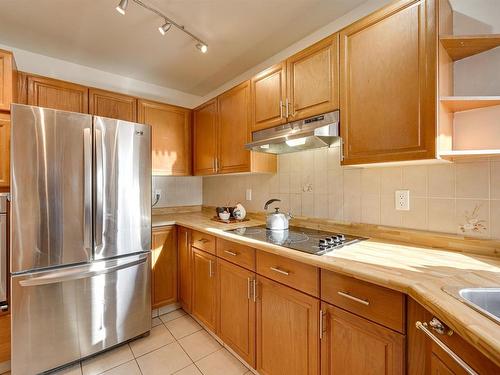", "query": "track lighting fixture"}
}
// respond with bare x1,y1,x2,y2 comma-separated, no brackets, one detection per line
158,21,172,35
196,43,208,53
115,0,128,15
115,0,208,53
